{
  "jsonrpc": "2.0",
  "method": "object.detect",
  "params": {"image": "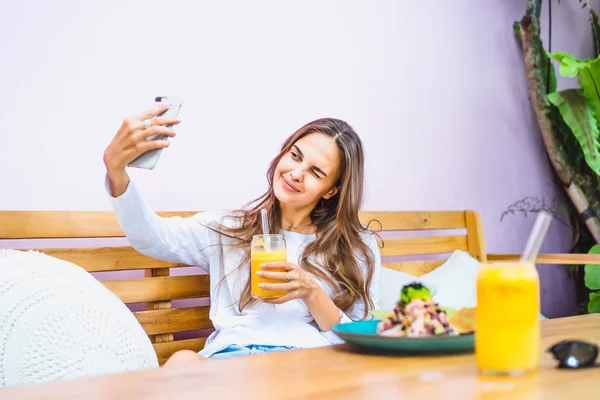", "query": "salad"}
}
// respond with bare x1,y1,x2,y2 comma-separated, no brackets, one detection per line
375,282,460,338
